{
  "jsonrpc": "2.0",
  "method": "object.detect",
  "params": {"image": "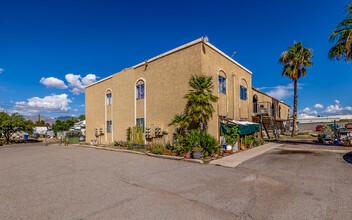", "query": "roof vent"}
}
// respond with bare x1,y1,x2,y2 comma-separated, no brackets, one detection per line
203,36,209,43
